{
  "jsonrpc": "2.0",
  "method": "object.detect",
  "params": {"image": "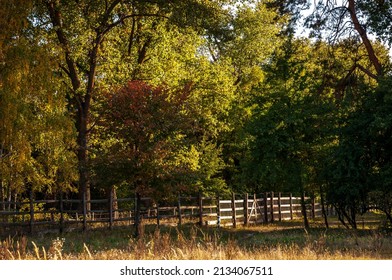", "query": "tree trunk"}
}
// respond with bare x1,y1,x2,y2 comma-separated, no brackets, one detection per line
47,1,104,214
0,180,4,211
320,185,329,229
336,207,350,229
300,191,310,230
76,109,91,212
134,192,143,238
384,211,392,225
6,183,11,211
